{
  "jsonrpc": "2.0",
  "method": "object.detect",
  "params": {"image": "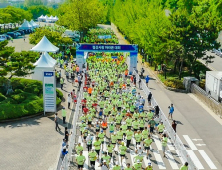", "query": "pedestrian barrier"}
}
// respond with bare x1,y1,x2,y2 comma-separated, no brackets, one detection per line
59,76,85,170
191,83,222,117
134,71,199,170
